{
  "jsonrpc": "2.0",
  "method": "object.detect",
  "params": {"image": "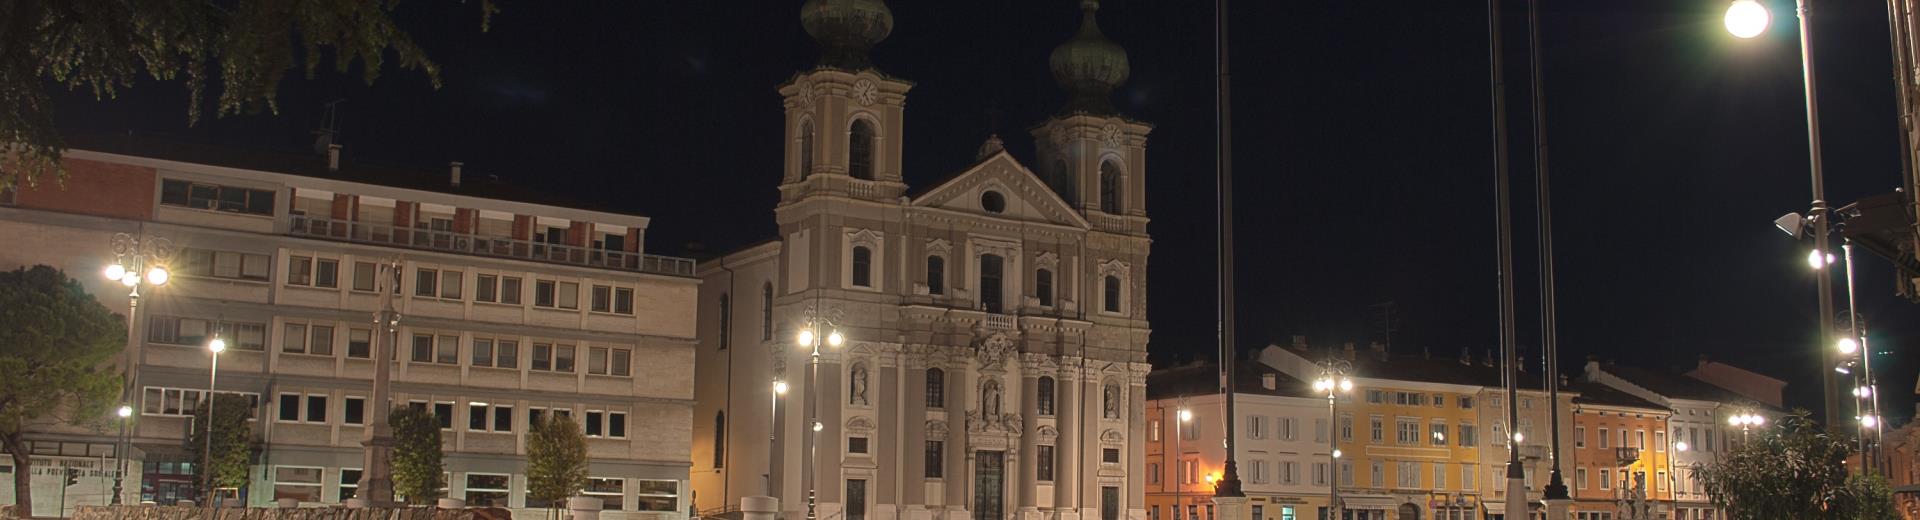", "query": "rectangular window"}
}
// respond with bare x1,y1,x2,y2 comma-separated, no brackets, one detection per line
1315,418,1328,443
1657,430,1667,452
353,262,377,292
465,473,510,508
1038,445,1055,481
283,323,307,354
1102,447,1121,464
1601,469,1612,490
1340,461,1354,487
348,329,371,359
1370,461,1383,487
477,274,498,302
436,335,458,364
1370,416,1384,443
536,280,556,307
615,288,634,315
1312,462,1328,486
1459,423,1477,446
1577,468,1588,489
470,404,489,431
339,469,362,501
1636,430,1648,450
306,395,328,423
1600,428,1611,448
1340,414,1353,441
415,269,438,297
1430,422,1447,446
501,276,523,304
532,343,553,371
160,179,275,215
586,478,625,511
473,338,495,367
277,393,328,423
1658,470,1668,492
431,402,455,429
848,437,869,454
289,256,313,286
926,441,944,478
315,259,338,288
1460,396,1474,409
272,466,324,503
1397,418,1419,445
497,340,519,369
412,334,433,363
556,344,577,372
344,397,366,425
178,249,272,281
558,282,579,309
635,480,678,512
1463,464,1476,491
592,285,613,313
1434,461,1446,489
1248,415,1265,439
1577,426,1587,448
